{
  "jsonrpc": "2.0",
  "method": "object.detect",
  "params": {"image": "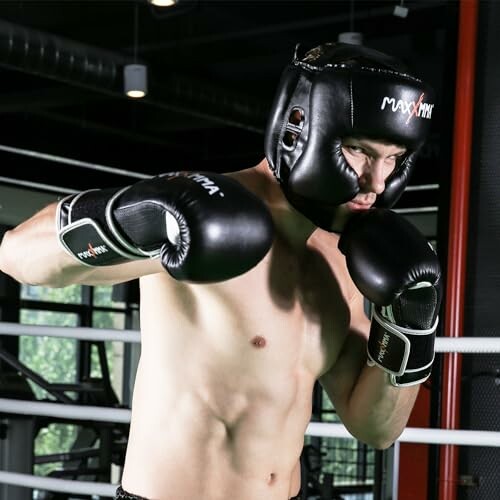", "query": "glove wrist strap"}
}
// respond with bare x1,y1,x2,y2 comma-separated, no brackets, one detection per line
56,189,145,267
105,186,161,259
368,309,438,387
